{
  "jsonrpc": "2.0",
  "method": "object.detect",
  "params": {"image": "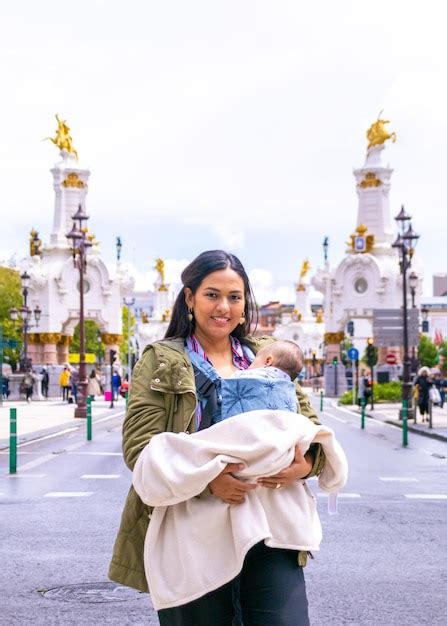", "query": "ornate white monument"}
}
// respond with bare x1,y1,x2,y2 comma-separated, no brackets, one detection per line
273,260,325,375
22,115,134,366
312,116,423,392
136,258,172,353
